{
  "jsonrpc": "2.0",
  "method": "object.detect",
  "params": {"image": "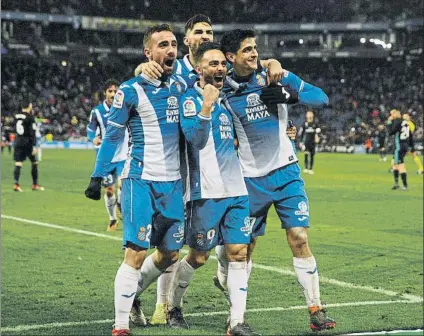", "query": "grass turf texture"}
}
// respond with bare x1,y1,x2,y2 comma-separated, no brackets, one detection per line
1,150,423,335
